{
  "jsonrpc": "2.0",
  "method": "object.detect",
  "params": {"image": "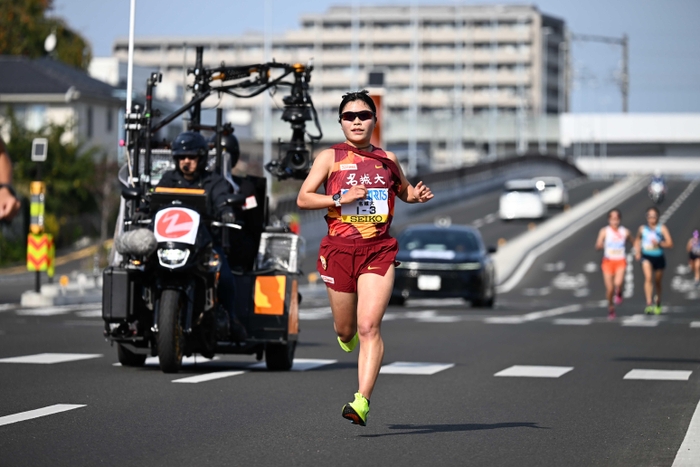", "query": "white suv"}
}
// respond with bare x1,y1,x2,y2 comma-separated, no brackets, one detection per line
499,180,547,220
